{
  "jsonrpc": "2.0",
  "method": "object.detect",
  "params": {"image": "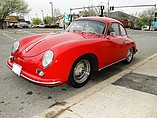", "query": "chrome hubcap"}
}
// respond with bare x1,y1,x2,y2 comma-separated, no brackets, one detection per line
73,59,91,83
127,49,133,62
